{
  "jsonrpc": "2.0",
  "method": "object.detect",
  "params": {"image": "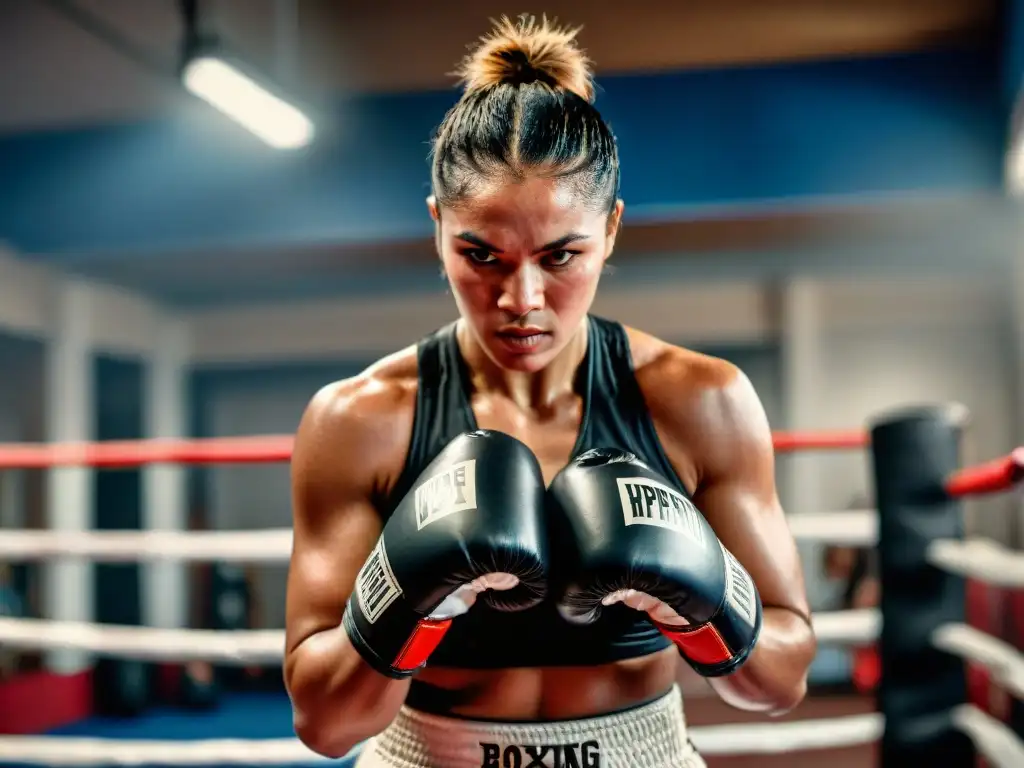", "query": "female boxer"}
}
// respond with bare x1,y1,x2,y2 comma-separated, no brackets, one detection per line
284,15,815,767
